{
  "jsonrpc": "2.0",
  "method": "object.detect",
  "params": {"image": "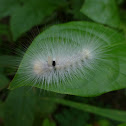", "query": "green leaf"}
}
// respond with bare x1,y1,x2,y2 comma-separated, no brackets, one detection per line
118,123,126,126
120,10,126,38
0,23,10,45
35,91,58,116
42,118,56,126
10,0,65,41
0,55,19,67
4,87,36,126
0,74,9,89
69,0,86,20
55,107,89,126
80,0,120,28
0,0,19,19
0,23,9,35
36,98,57,116
98,120,111,126
9,21,126,97
0,0,66,40
0,102,4,119
42,97,126,123
116,0,124,5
